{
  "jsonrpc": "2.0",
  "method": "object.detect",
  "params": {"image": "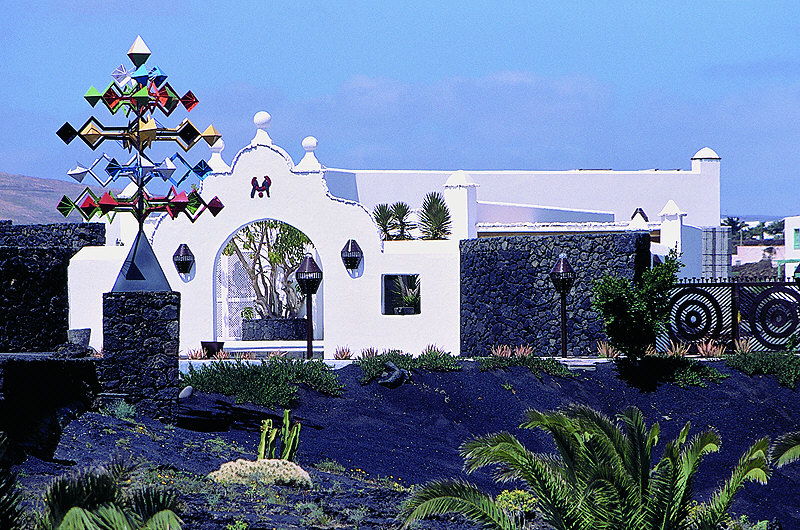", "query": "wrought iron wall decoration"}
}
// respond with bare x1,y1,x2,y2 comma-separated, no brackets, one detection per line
250,175,272,198
55,36,224,291
660,278,800,352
